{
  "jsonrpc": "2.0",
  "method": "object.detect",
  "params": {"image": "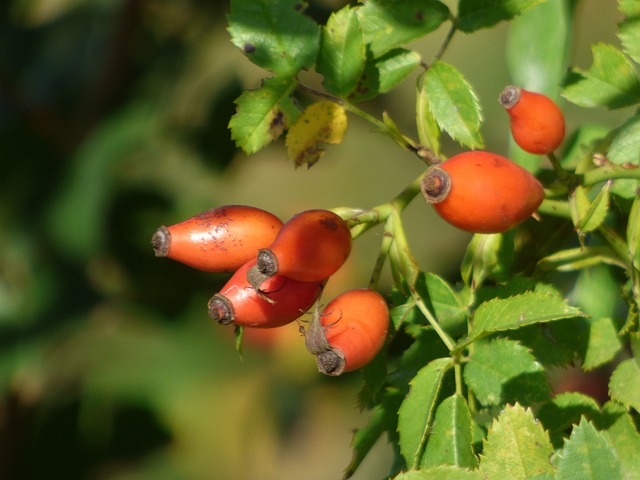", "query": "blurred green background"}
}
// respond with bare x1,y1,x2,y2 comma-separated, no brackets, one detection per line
0,0,625,479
